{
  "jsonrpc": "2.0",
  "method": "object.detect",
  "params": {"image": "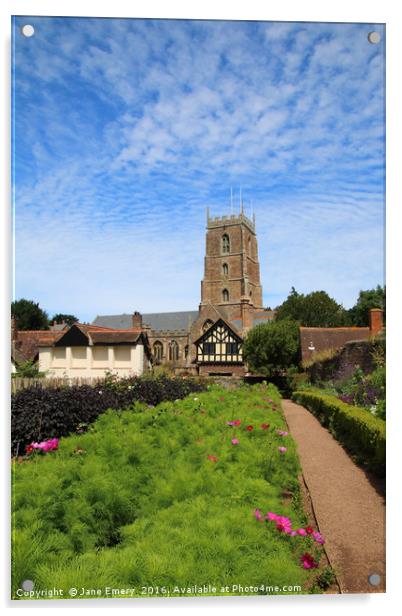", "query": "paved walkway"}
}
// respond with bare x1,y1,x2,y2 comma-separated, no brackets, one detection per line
282,399,386,593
